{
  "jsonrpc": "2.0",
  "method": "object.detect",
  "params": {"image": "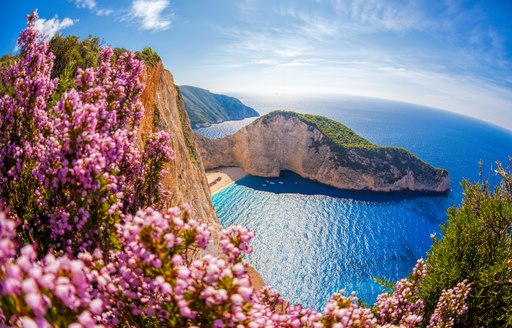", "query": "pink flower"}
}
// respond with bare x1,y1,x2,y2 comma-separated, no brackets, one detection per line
89,298,103,315
78,311,95,326
19,317,38,328
25,293,48,316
